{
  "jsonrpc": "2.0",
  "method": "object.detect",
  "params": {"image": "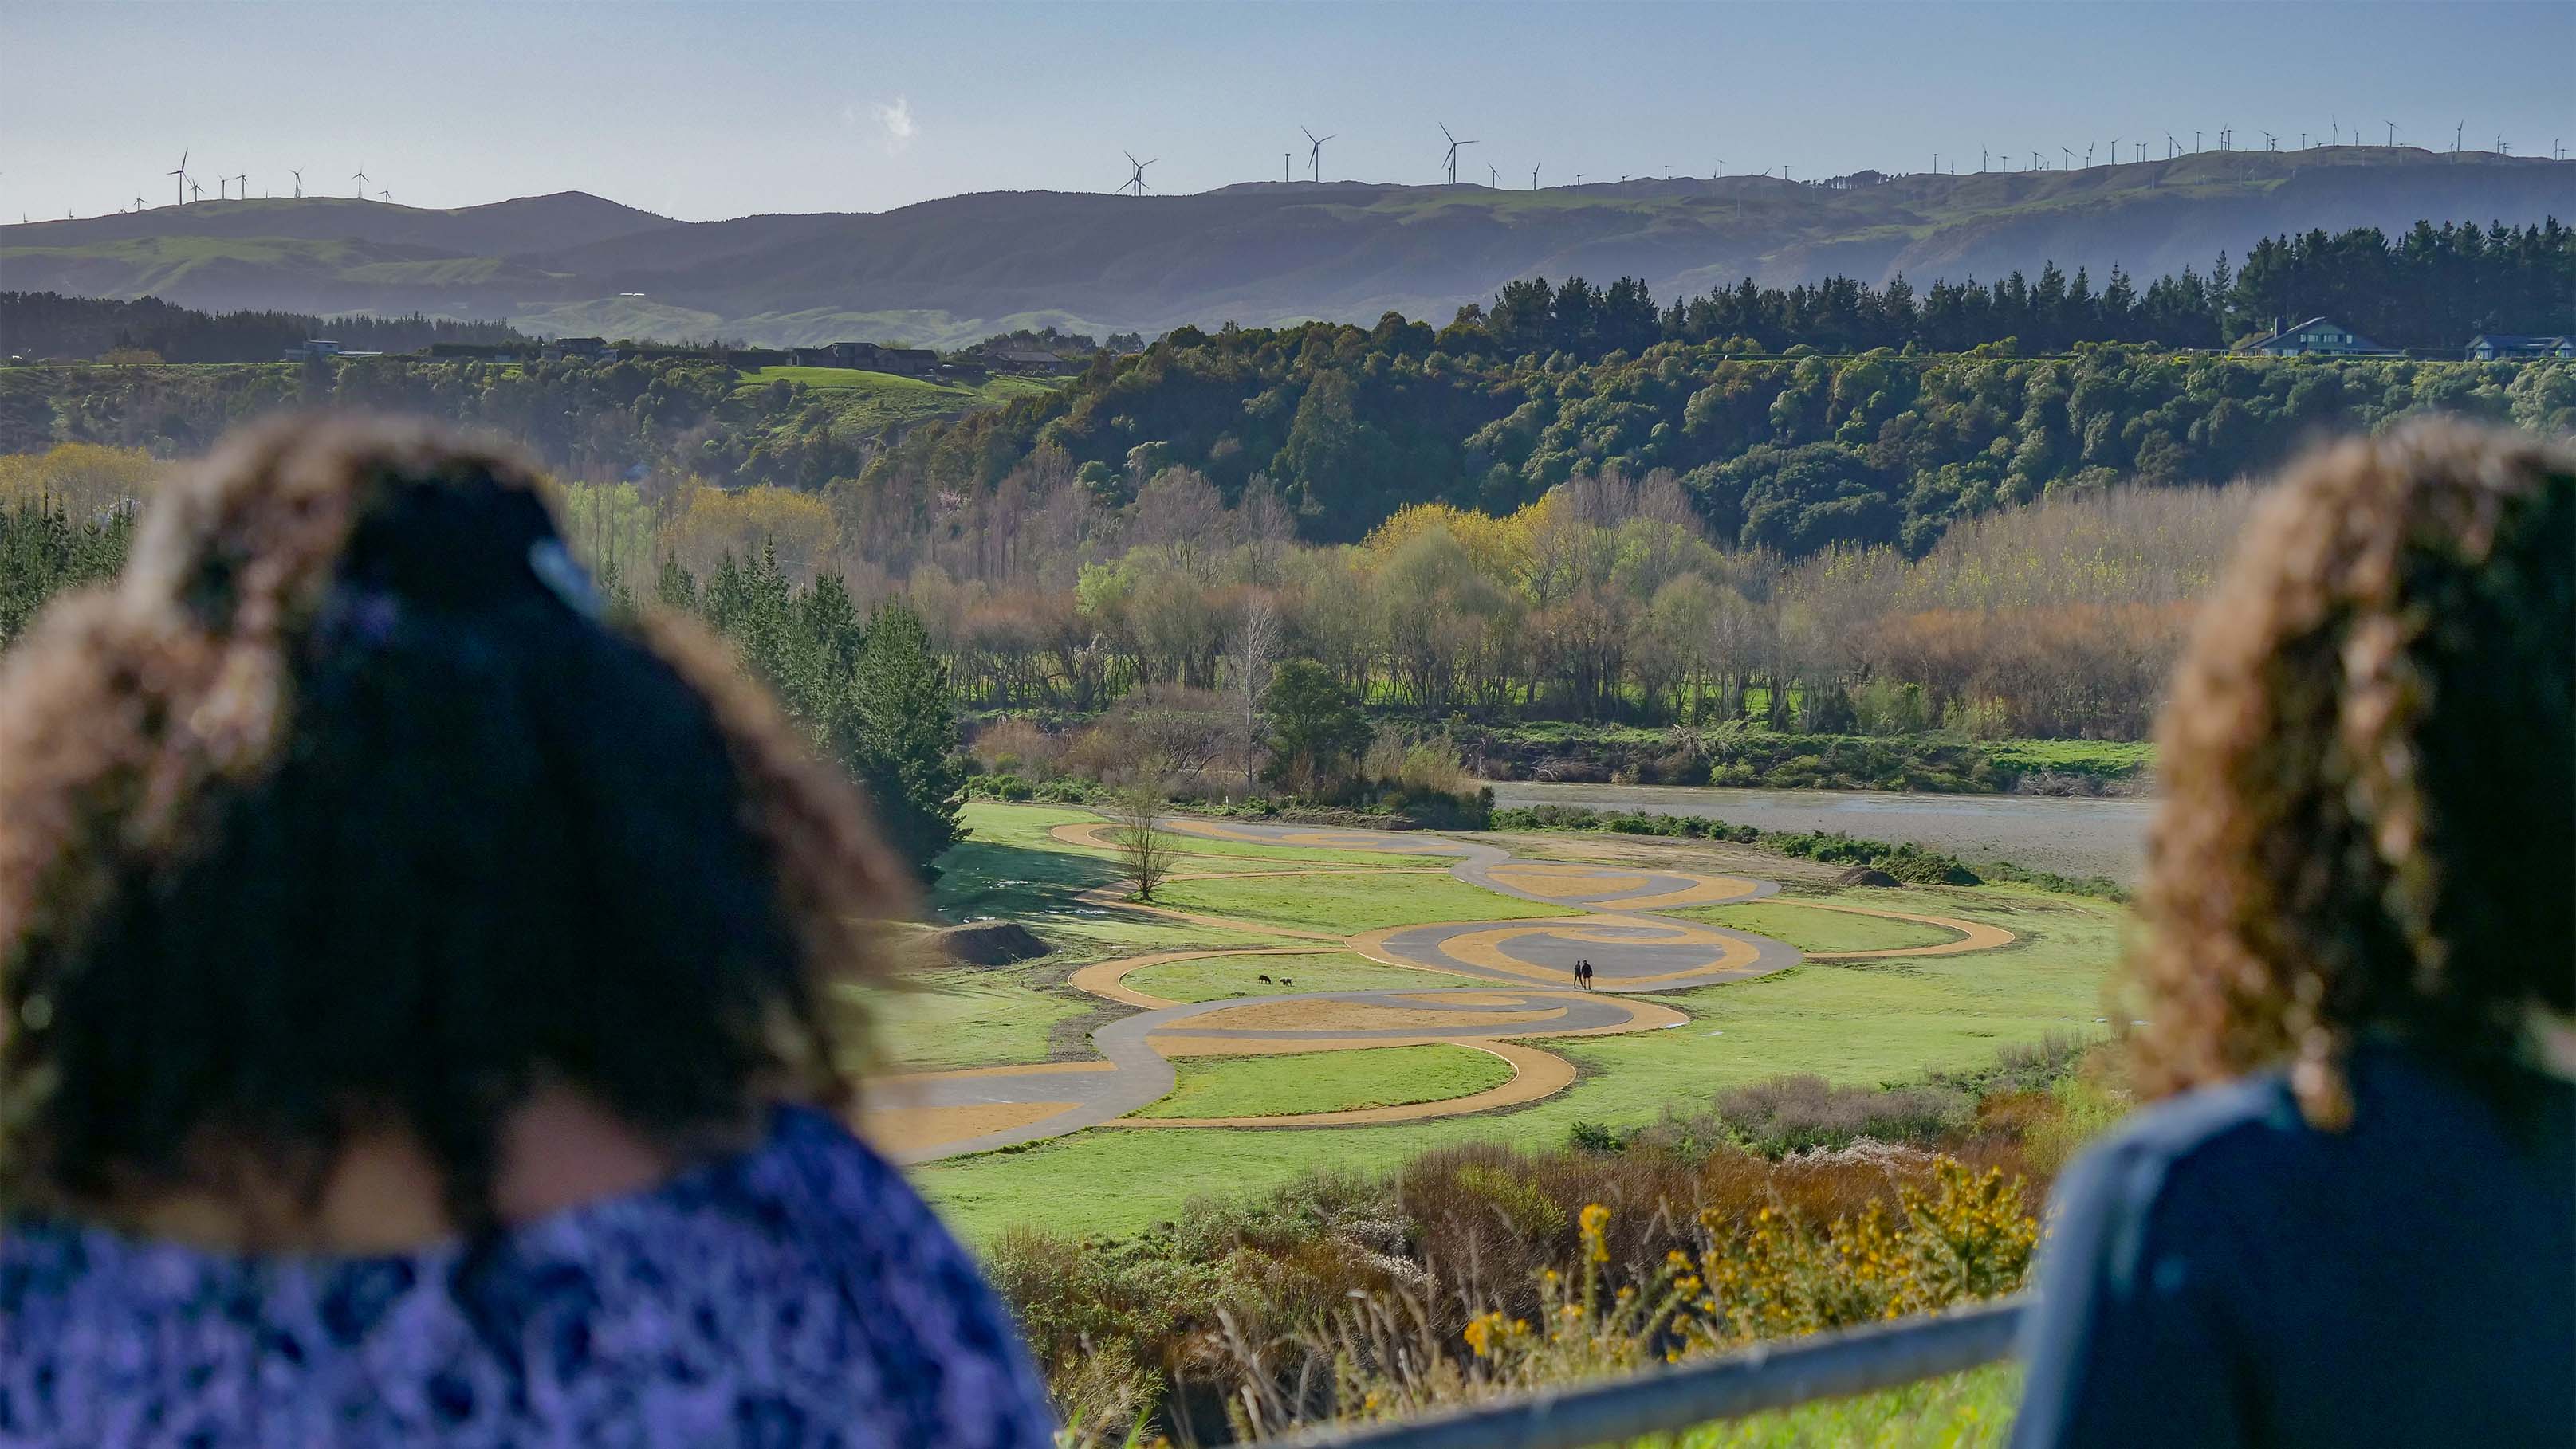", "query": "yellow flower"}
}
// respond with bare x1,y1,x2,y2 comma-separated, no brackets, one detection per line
1579,1204,1611,1263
